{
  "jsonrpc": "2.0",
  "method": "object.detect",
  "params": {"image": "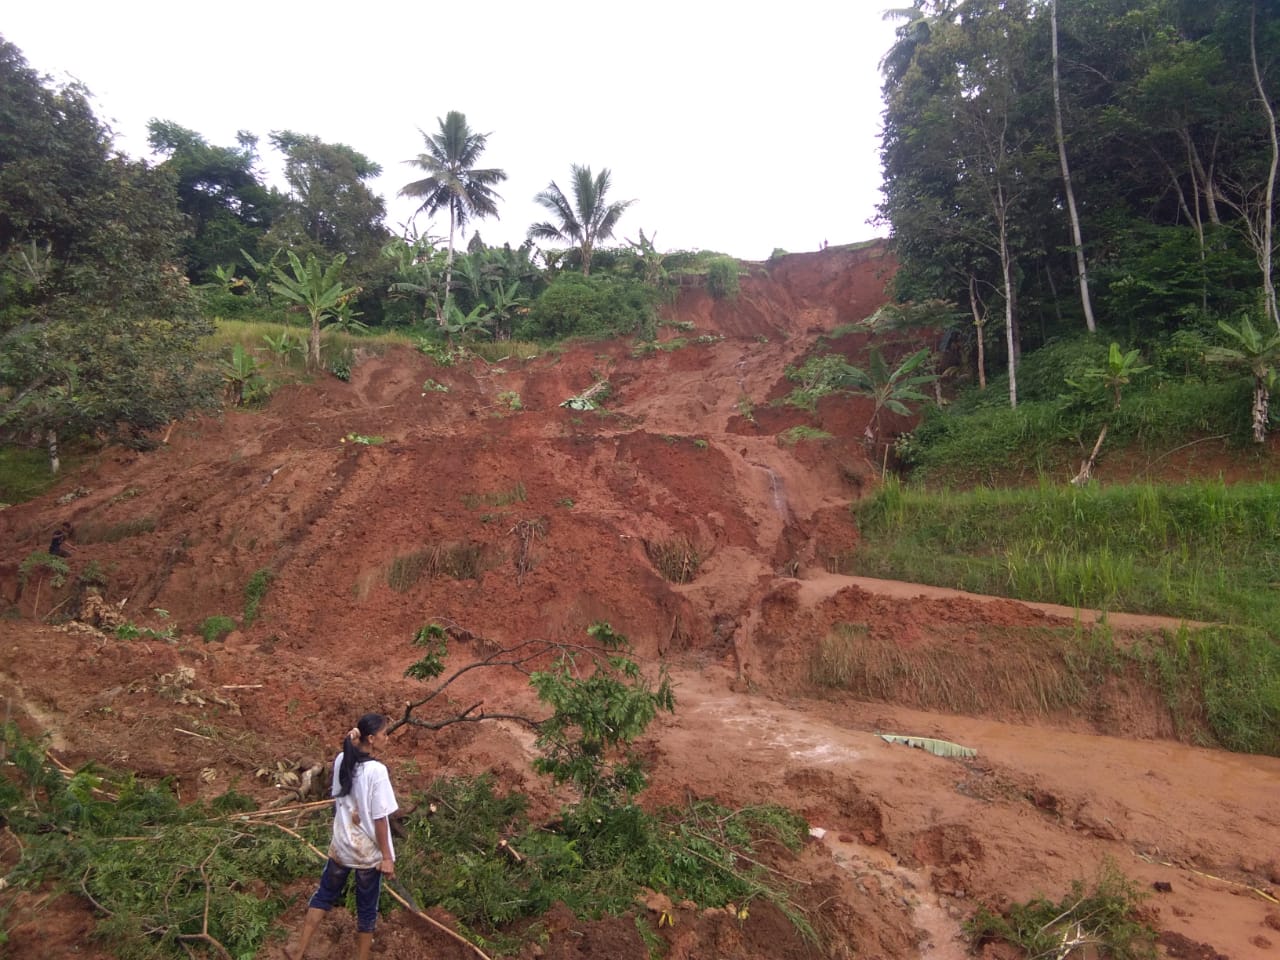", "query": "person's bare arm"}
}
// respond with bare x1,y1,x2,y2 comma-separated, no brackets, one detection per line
374,817,395,877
